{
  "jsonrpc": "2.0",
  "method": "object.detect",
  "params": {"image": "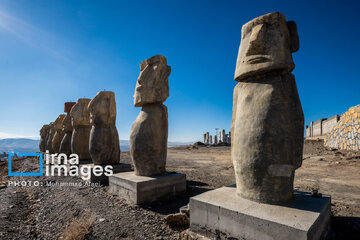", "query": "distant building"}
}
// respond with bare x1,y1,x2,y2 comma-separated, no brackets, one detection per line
203,132,210,144
219,129,226,143
203,129,231,145
227,131,231,144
